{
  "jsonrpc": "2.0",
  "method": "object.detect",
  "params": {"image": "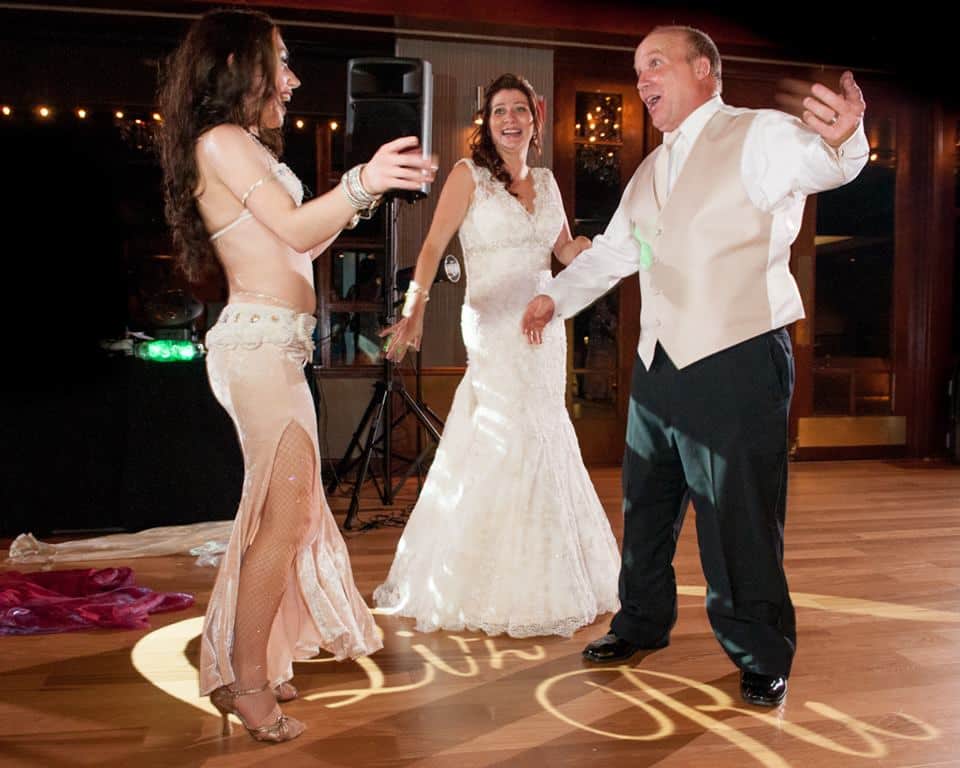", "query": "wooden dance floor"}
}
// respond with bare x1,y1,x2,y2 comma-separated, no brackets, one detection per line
2,460,959,767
